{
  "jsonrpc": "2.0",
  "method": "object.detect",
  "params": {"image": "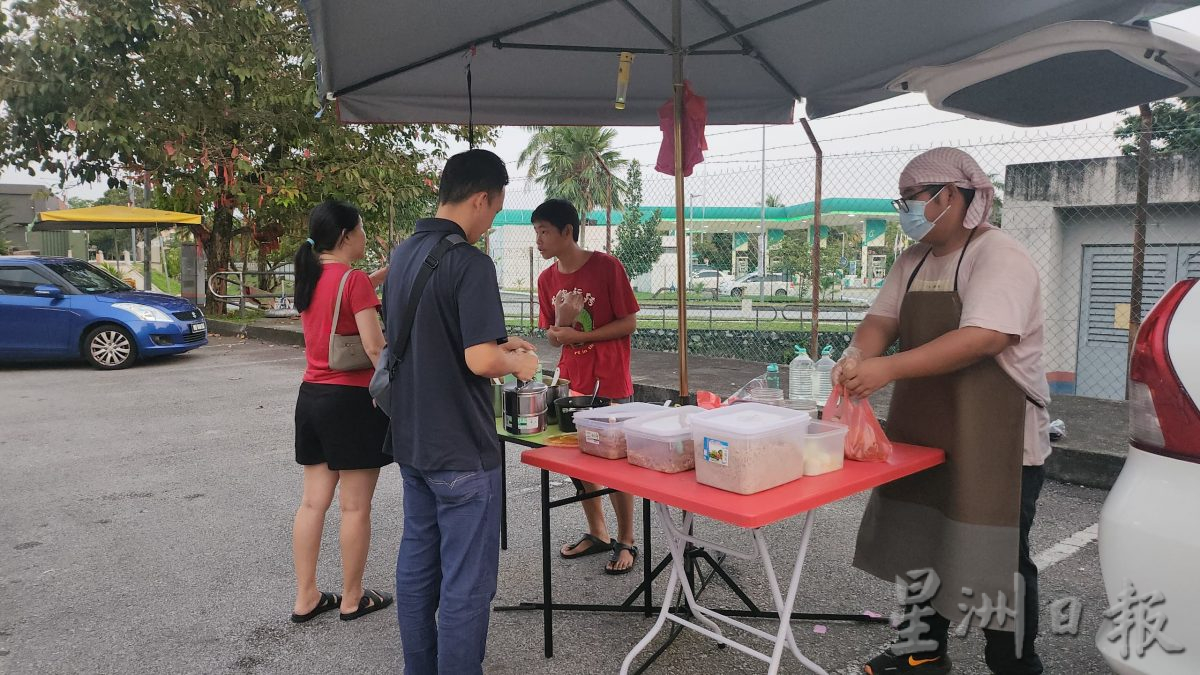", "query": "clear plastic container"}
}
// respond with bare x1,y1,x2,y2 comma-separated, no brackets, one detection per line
690,403,811,494
804,420,848,476
623,406,703,473
748,388,785,405
573,403,665,459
